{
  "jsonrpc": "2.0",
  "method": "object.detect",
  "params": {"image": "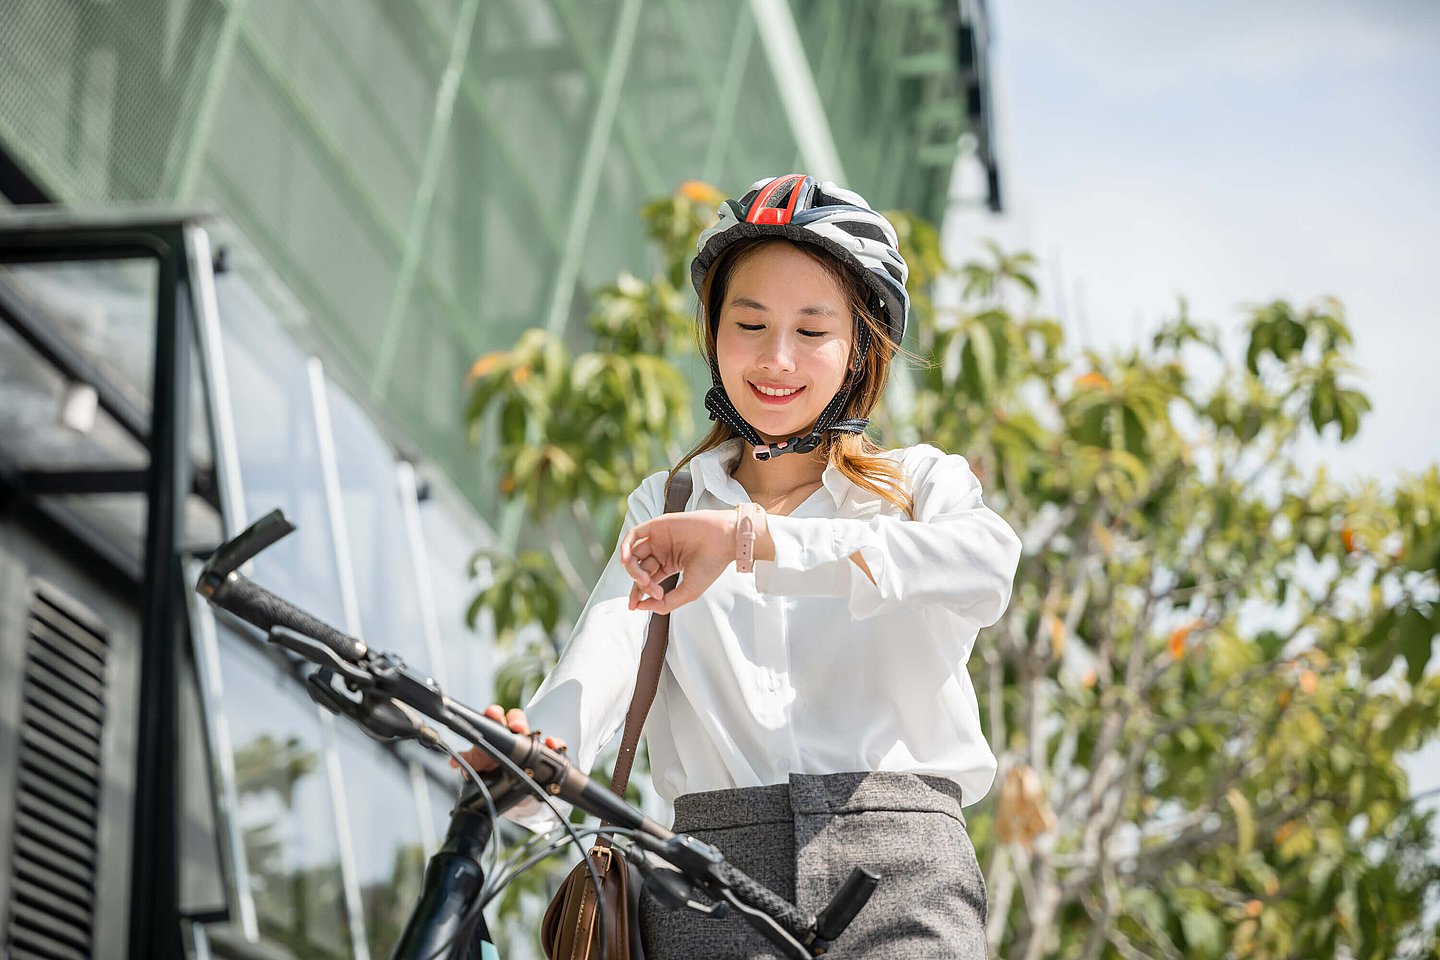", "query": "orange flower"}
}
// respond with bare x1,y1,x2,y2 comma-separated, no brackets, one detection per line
1169,620,1200,658
512,365,530,386
1080,668,1098,689
1074,371,1110,390
499,474,517,496
467,351,506,383
679,180,724,205
1340,528,1357,553
1298,670,1319,695
1244,899,1263,919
